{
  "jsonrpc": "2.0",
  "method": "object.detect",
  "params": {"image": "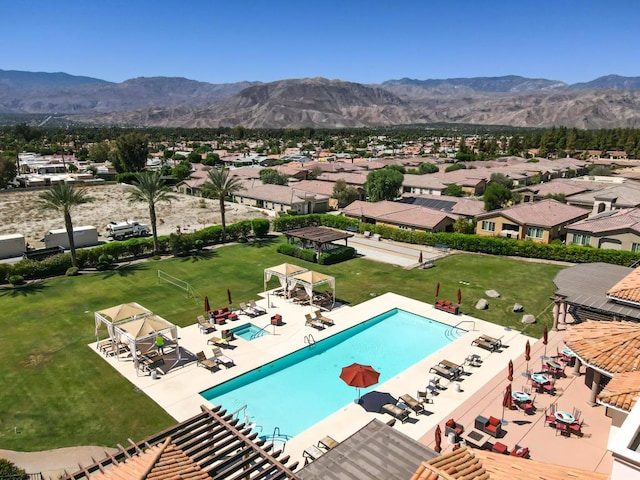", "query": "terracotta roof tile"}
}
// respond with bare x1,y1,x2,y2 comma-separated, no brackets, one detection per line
564,320,640,374
606,266,640,304
597,371,640,412
477,199,589,227
569,208,640,235
411,446,608,480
